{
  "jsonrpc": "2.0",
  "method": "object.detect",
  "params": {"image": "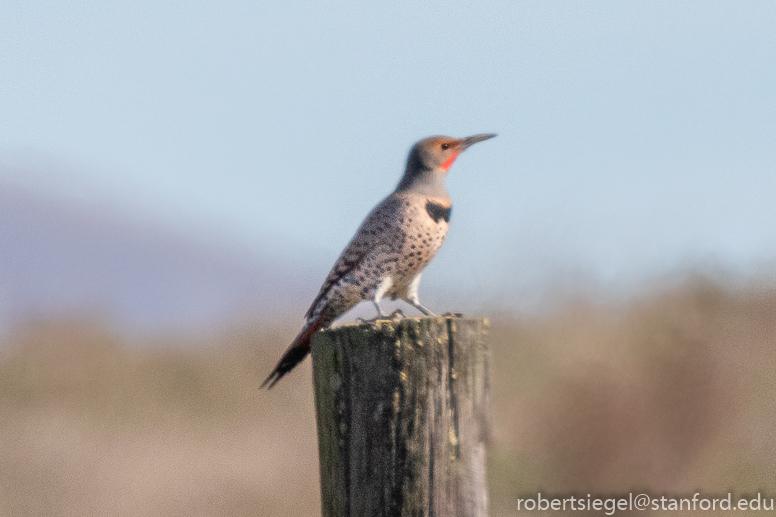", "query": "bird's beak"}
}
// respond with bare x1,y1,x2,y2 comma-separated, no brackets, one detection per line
458,133,497,150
